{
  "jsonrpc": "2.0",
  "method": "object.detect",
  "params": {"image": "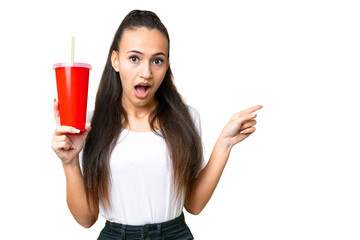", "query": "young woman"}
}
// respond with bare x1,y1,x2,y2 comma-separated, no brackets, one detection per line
51,10,262,240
